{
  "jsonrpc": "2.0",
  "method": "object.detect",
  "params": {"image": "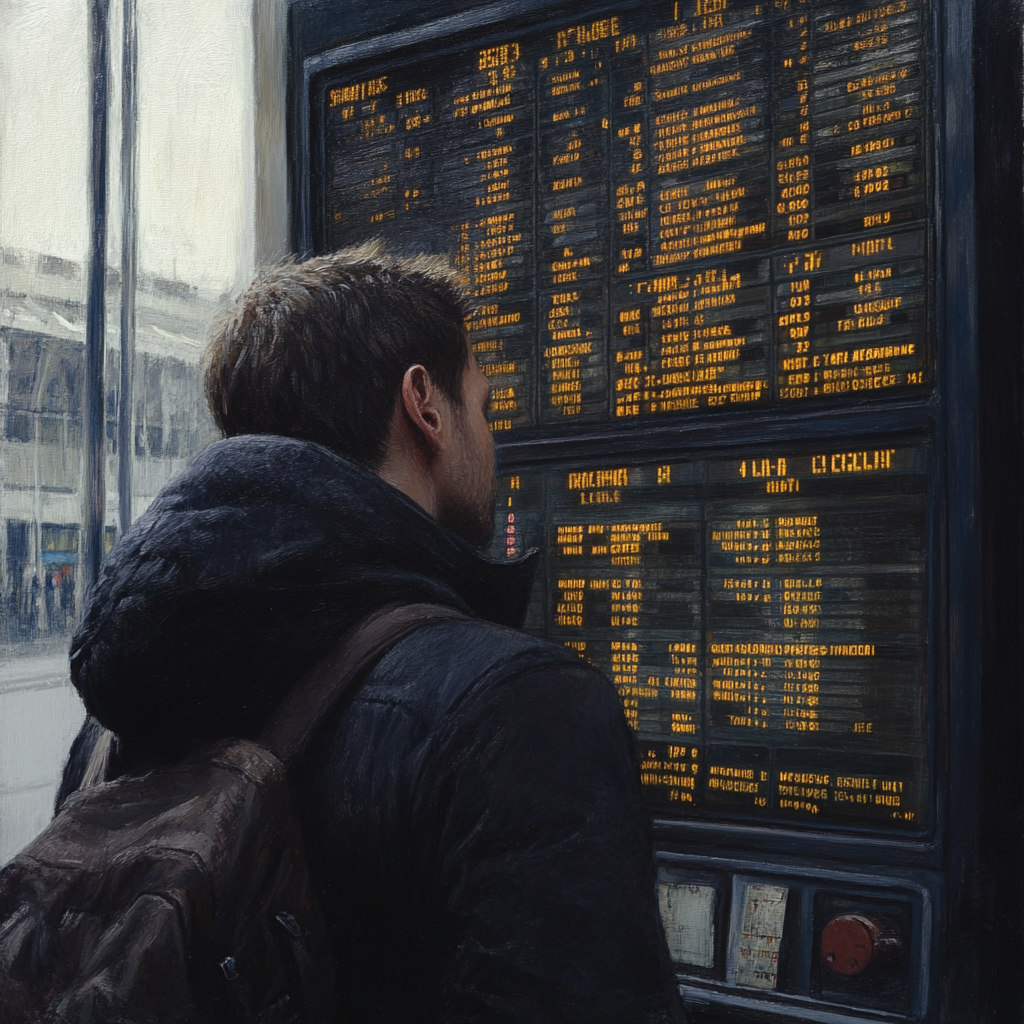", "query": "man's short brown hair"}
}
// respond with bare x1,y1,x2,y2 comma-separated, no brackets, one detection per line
204,241,474,469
